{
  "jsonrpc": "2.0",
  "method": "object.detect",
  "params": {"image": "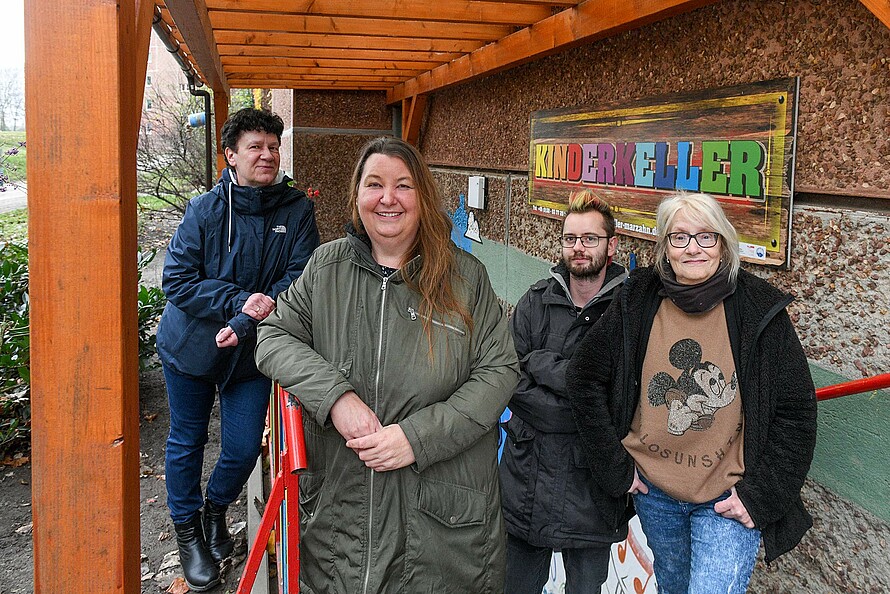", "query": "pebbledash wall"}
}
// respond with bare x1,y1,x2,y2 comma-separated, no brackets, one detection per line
273,0,889,537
